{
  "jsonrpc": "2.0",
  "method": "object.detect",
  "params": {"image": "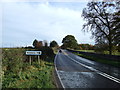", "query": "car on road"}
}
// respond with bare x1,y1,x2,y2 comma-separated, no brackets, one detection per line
59,50,62,53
